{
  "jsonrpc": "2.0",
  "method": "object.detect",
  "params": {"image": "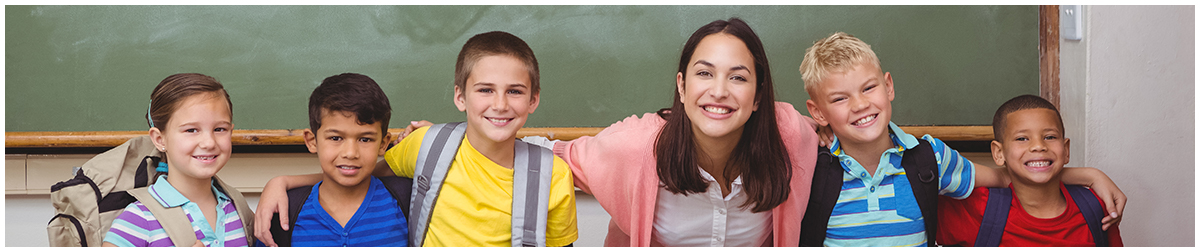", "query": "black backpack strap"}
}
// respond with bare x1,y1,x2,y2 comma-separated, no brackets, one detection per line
1065,185,1109,247
134,156,162,188
900,138,939,246
268,185,313,247
799,147,842,247
377,176,414,217
975,187,1013,246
